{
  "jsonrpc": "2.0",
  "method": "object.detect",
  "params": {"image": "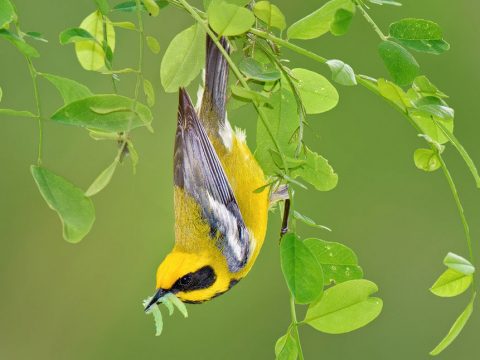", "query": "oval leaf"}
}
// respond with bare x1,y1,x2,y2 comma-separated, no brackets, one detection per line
290,68,339,114
208,0,255,36
143,78,155,107
85,158,119,197
239,57,280,82
0,0,17,28
414,148,441,172
280,233,324,304
160,23,205,92
40,73,93,104
305,279,383,334
390,18,443,41
74,11,115,71
144,0,160,16
291,147,338,192
430,268,472,297
51,94,152,132
275,332,298,360
31,166,95,243
253,1,286,31
443,253,475,276
326,59,357,86
378,40,419,86
304,238,363,284
146,35,160,54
